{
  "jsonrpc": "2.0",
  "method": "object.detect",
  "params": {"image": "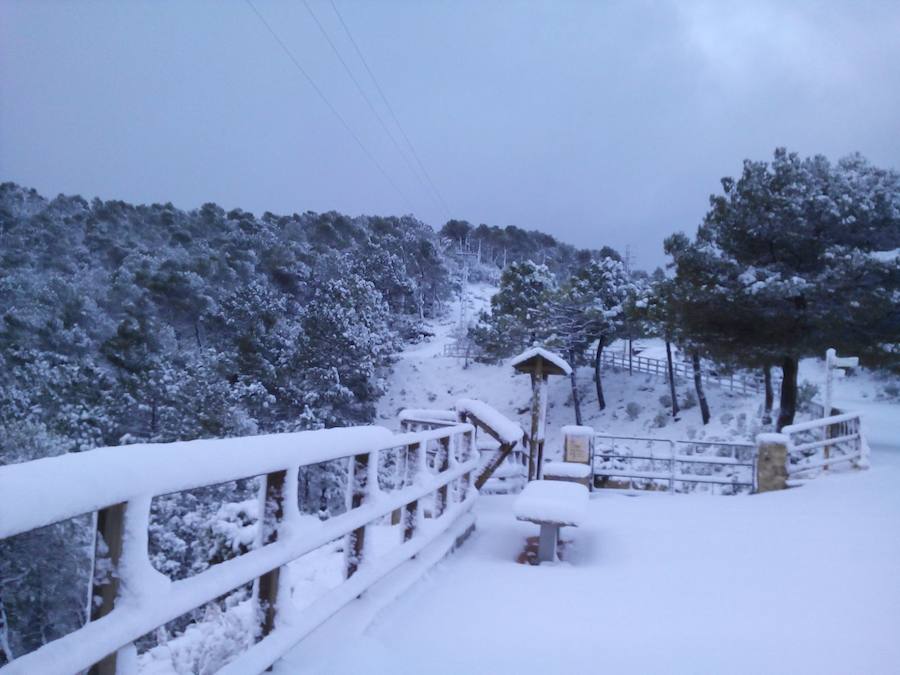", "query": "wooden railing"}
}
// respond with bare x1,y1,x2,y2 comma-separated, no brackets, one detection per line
783,411,867,475
399,403,526,493
0,423,478,675
599,350,775,395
